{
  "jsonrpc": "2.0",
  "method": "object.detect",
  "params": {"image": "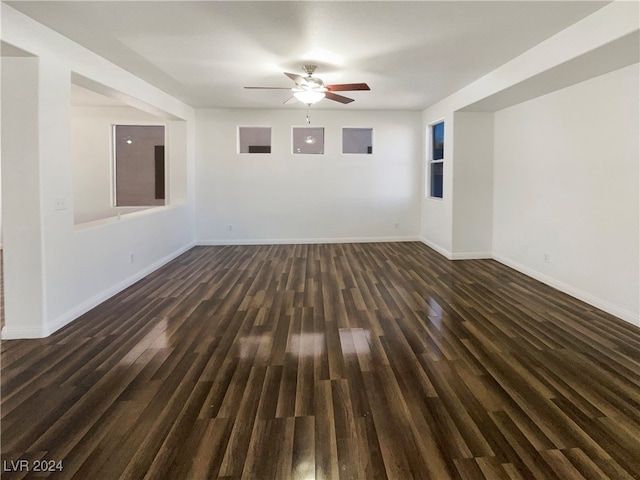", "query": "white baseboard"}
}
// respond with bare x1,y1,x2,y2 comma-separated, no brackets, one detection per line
451,251,493,260
418,237,638,327
419,238,492,260
1,325,49,340
5,239,636,339
492,253,639,327
419,238,453,259
1,241,196,340
197,236,421,246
